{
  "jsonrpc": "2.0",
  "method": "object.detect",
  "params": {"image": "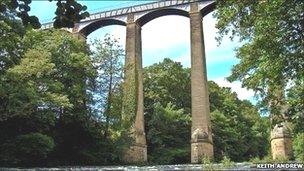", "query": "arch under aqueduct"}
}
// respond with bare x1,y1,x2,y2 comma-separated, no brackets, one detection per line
43,0,216,163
